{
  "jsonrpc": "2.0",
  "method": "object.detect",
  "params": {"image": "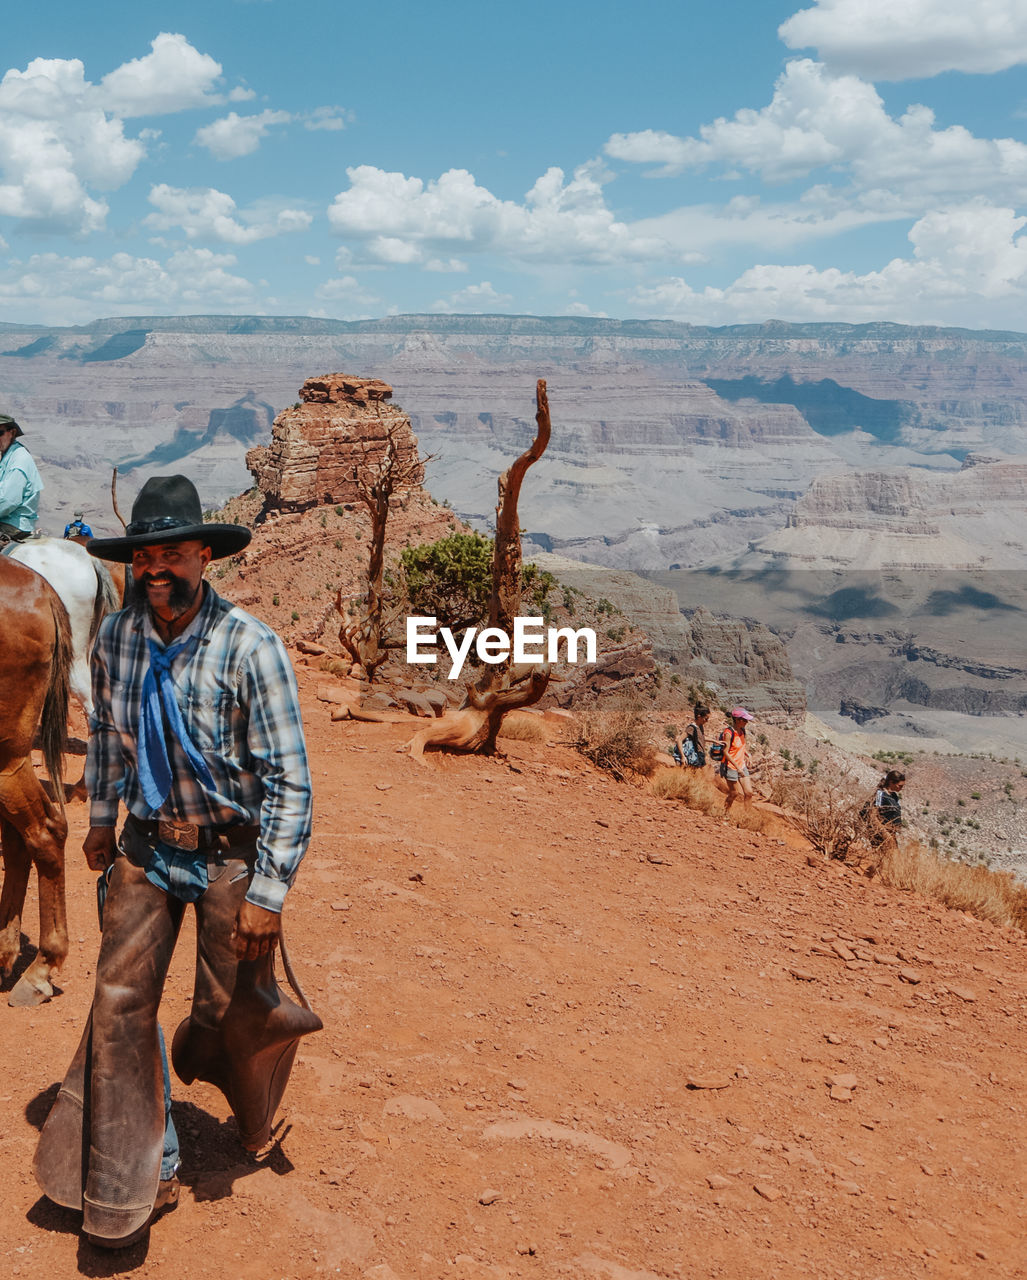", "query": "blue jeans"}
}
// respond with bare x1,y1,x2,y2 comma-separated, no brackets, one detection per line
98,868,180,1180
